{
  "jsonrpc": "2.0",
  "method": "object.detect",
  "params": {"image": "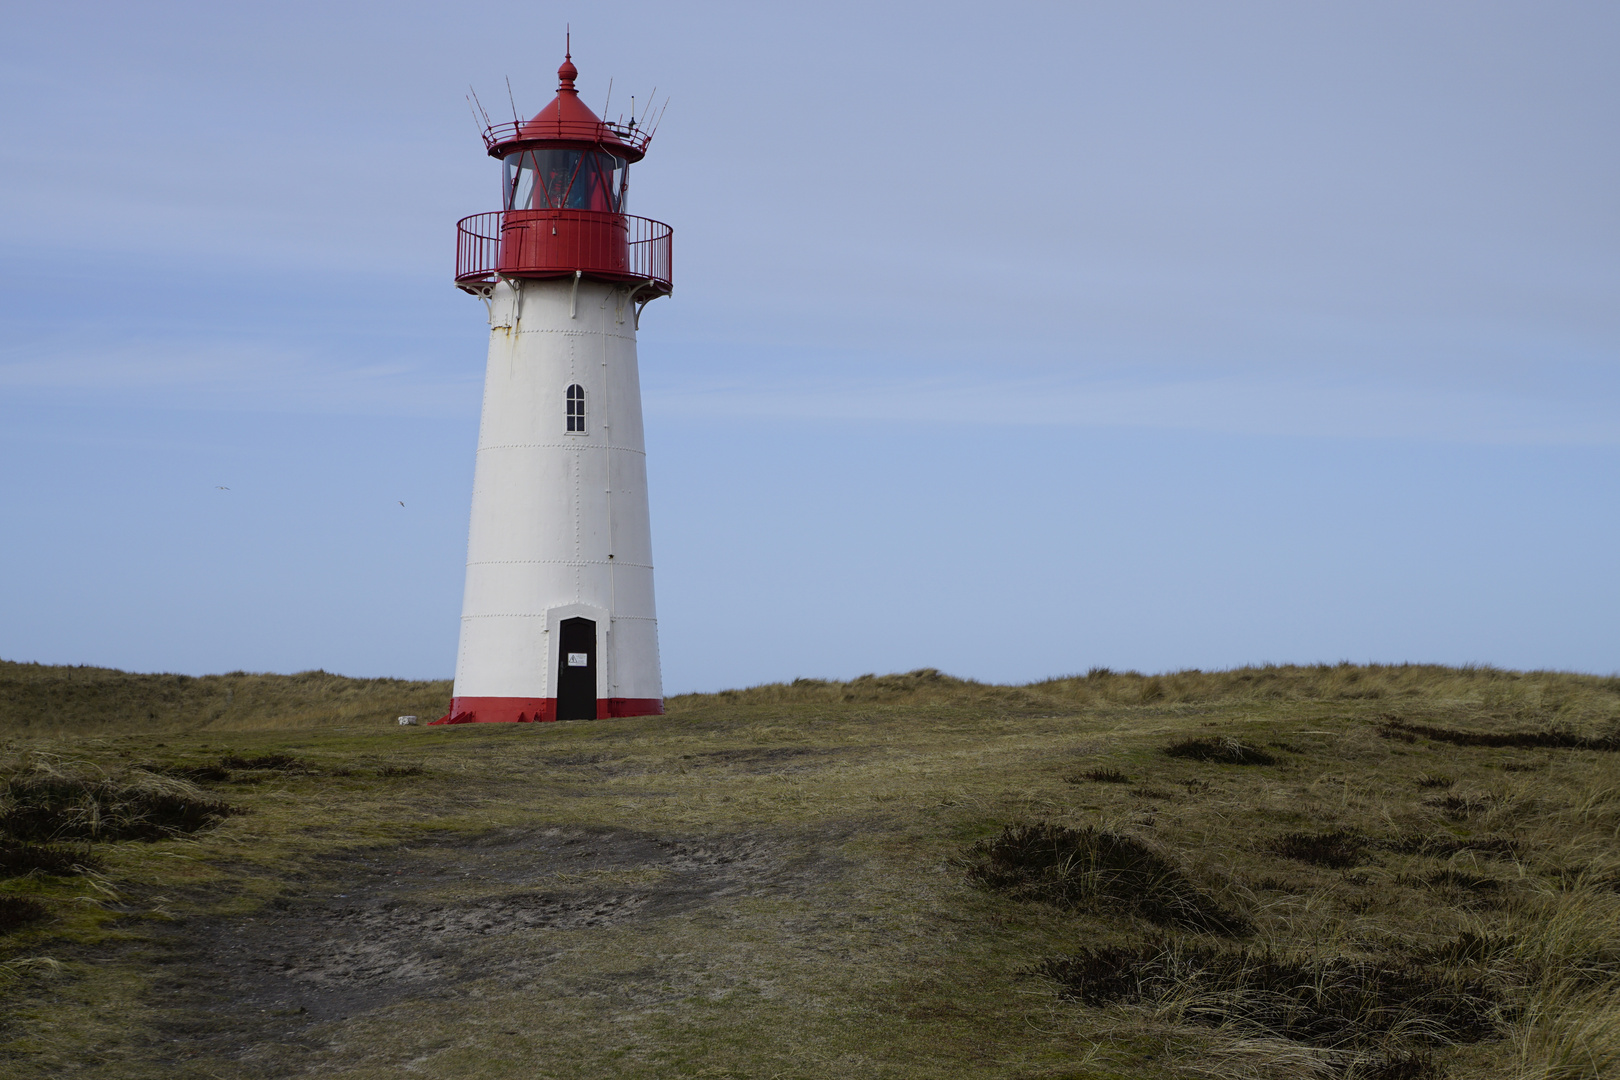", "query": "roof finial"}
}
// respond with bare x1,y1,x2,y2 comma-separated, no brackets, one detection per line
558,26,578,91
